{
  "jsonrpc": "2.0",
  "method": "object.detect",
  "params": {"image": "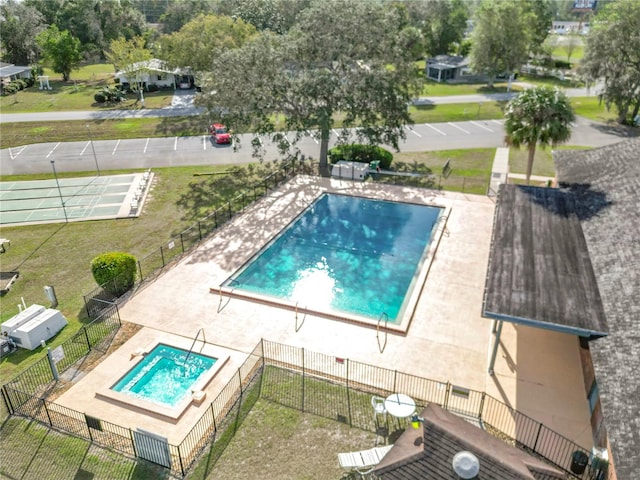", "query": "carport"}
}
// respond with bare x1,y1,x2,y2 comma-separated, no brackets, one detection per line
483,184,608,375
